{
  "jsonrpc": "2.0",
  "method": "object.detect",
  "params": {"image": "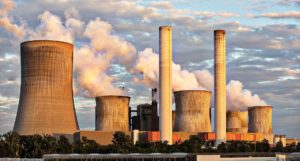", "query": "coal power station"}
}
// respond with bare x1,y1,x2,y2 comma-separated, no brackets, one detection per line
13,40,79,135
12,27,288,147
